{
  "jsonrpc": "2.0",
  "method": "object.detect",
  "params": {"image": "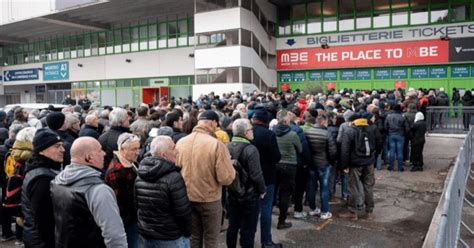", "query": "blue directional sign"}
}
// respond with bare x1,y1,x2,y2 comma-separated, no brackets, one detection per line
411,68,429,78
3,68,39,82
43,62,69,81
340,70,355,80
451,66,470,78
323,71,337,81
293,72,306,82
309,71,322,81
429,67,447,78
356,70,371,80
391,68,408,79
374,69,390,80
